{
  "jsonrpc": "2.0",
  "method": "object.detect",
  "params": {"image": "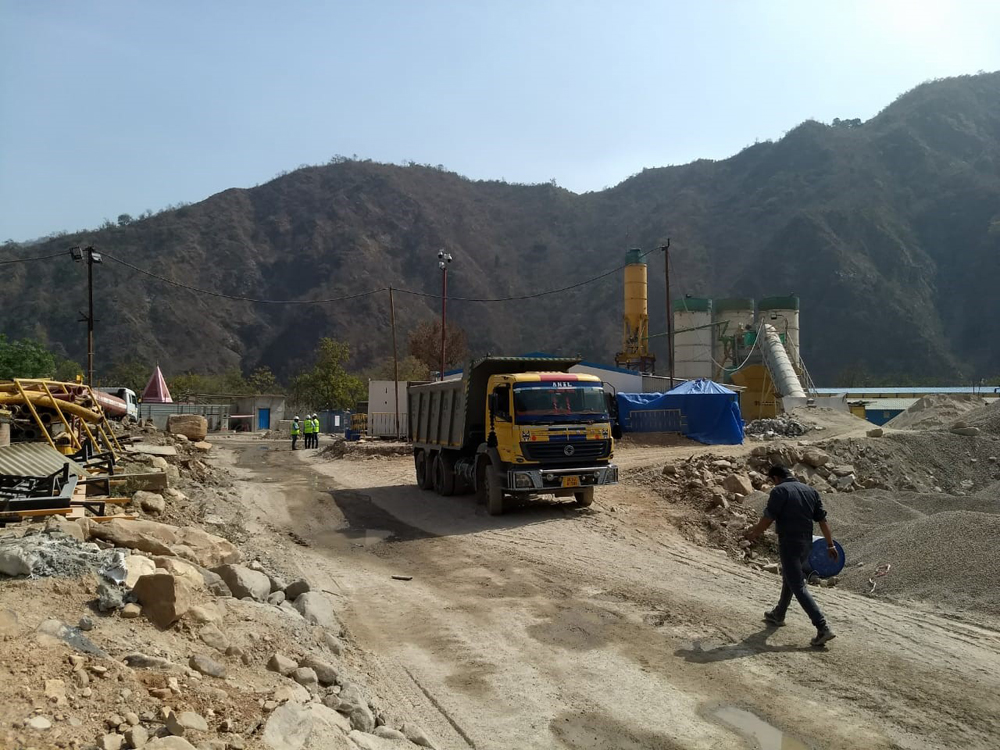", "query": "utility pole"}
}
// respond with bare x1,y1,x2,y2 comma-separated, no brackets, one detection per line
71,246,102,385
389,286,400,440
437,250,453,380
661,240,674,388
